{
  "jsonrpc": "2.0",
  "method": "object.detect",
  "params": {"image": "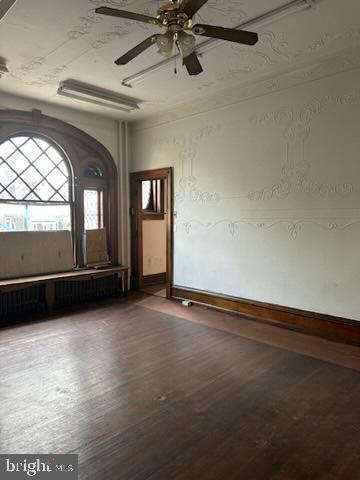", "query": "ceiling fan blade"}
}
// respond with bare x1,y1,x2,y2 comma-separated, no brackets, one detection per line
179,0,209,18
95,6,157,25
183,52,203,76
115,35,159,65
193,24,258,45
